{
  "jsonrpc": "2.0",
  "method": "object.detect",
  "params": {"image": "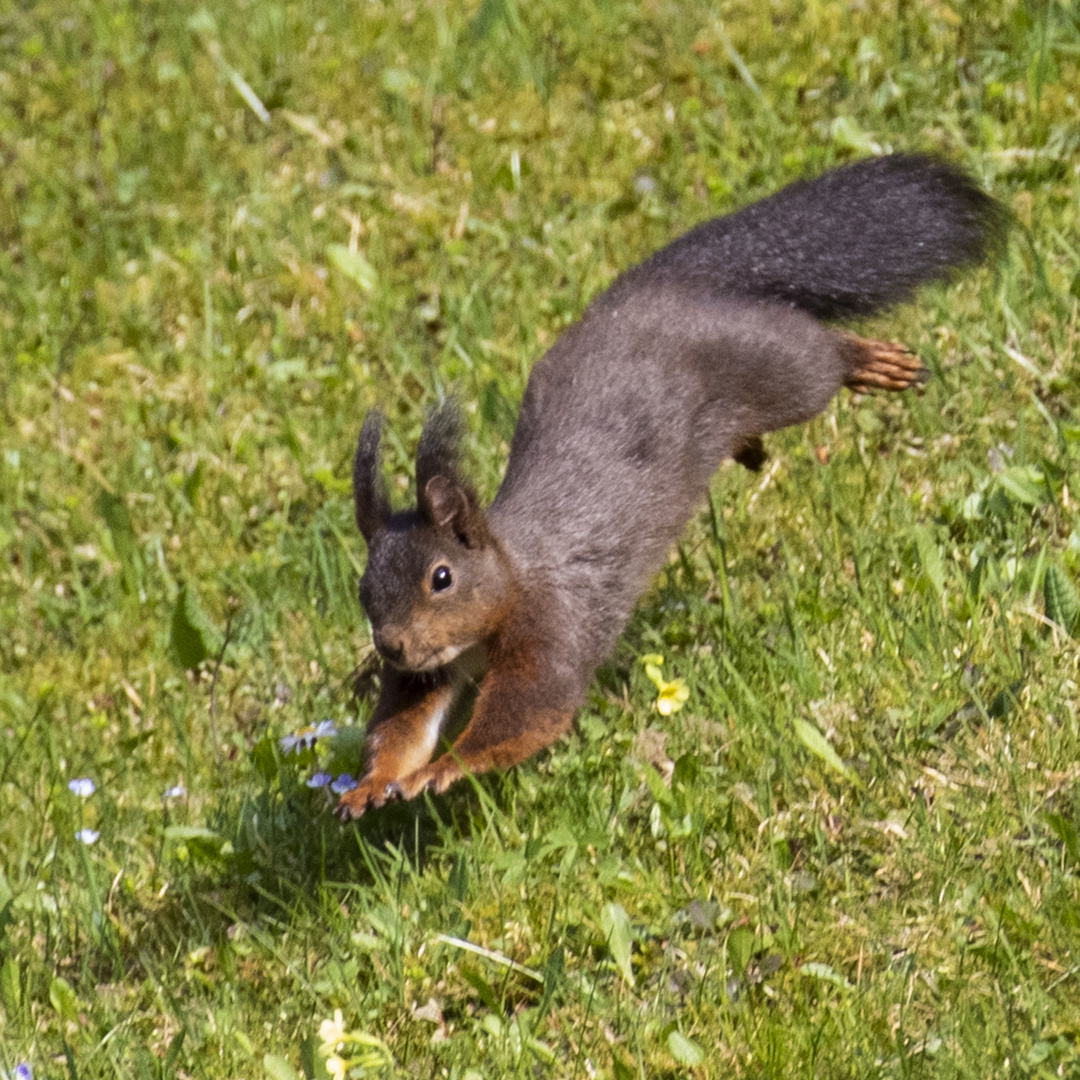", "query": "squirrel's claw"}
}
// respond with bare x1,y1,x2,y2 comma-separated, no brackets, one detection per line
335,760,466,819
844,337,928,394
333,798,363,822
335,774,402,820
392,757,465,801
